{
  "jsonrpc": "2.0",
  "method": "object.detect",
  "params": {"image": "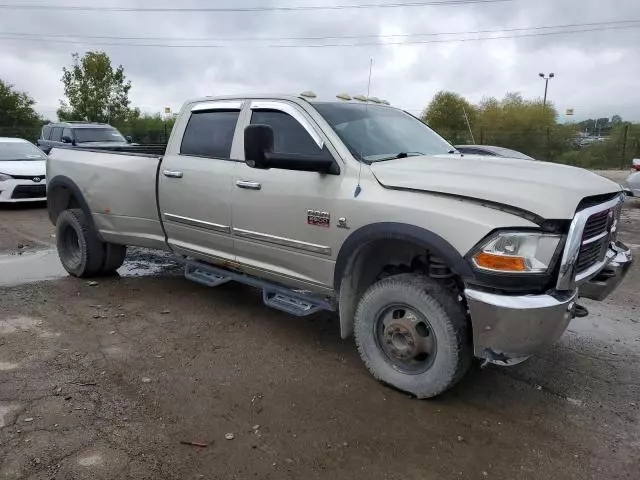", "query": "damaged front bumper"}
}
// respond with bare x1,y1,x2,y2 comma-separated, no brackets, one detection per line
465,241,633,365
465,288,577,365
578,241,632,301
